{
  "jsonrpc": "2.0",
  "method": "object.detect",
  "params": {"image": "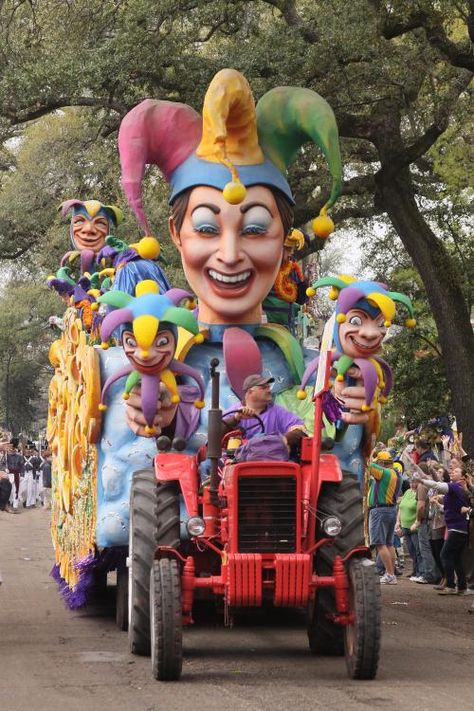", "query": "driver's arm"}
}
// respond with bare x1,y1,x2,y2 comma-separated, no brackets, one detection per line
221,407,257,434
